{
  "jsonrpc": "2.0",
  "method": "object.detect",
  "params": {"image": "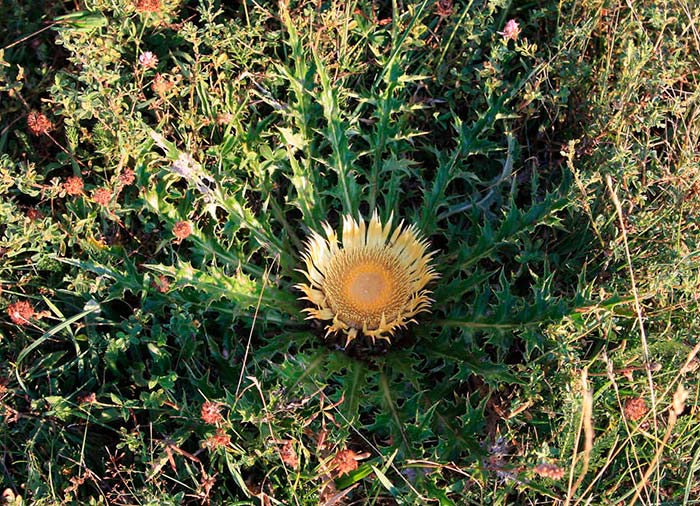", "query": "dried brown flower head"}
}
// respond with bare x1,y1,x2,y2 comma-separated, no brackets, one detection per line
153,275,171,293
198,472,216,503
4,405,20,424
26,207,44,220
7,300,34,325
533,463,565,480
63,177,84,196
200,401,224,425
216,112,234,125
203,428,230,450
152,73,174,97
135,0,160,12
672,383,688,416
119,168,136,186
78,392,97,404
624,397,648,421
173,221,193,243
92,187,112,206
27,112,53,135
278,440,299,470
330,449,369,477
435,0,453,17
